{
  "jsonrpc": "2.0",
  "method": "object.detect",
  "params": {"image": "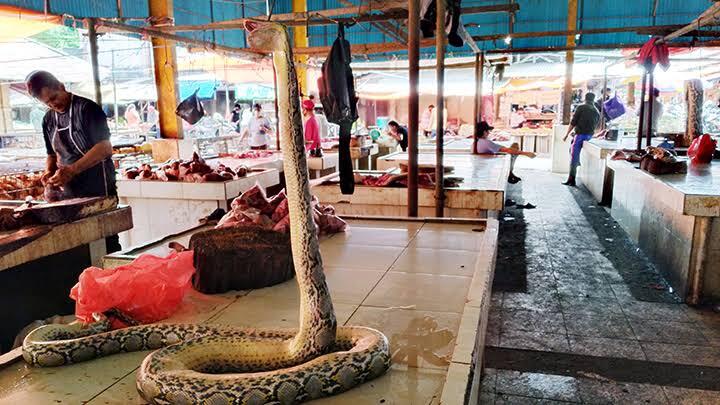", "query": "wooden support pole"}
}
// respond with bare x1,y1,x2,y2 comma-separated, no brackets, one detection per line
435,0,446,218
473,53,481,150
407,0,420,217
292,0,308,97
87,18,102,106
562,0,578,125
479,52,485,121
149,0,182,139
